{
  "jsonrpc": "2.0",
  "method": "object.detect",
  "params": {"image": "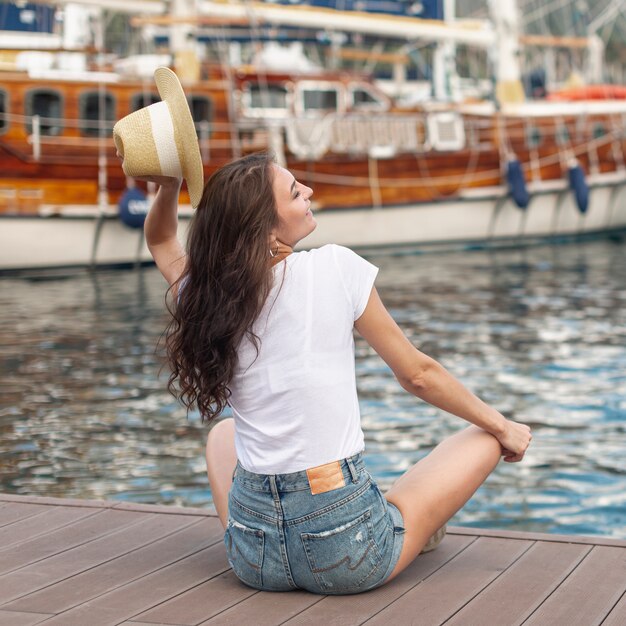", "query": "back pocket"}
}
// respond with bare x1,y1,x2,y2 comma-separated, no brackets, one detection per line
224,519,264,589
300,509,383,594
